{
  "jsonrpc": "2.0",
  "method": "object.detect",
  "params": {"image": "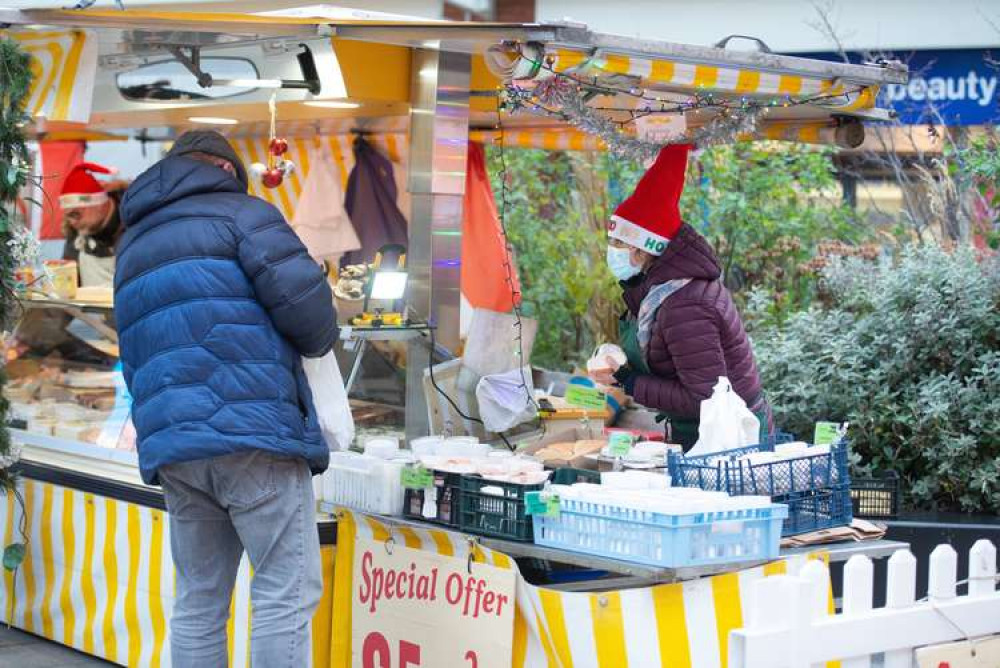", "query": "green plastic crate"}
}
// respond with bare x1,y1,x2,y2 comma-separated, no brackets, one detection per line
458,476,544,542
